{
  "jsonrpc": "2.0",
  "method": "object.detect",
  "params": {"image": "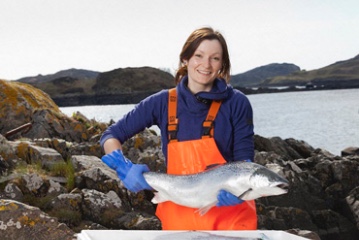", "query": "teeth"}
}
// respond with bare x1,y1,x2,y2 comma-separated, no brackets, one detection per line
198,70,211,75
